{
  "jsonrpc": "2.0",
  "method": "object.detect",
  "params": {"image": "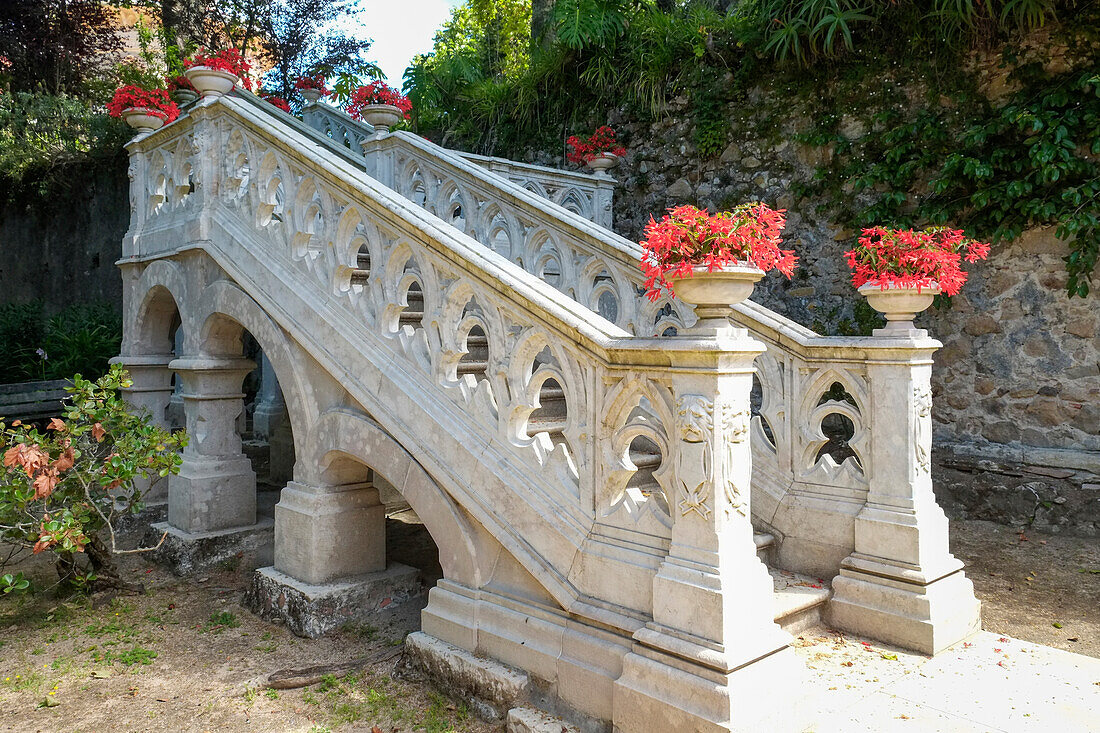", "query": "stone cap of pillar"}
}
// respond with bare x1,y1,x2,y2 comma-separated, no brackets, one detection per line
169,356,257,373
110,354,175,367
169,357,256,398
